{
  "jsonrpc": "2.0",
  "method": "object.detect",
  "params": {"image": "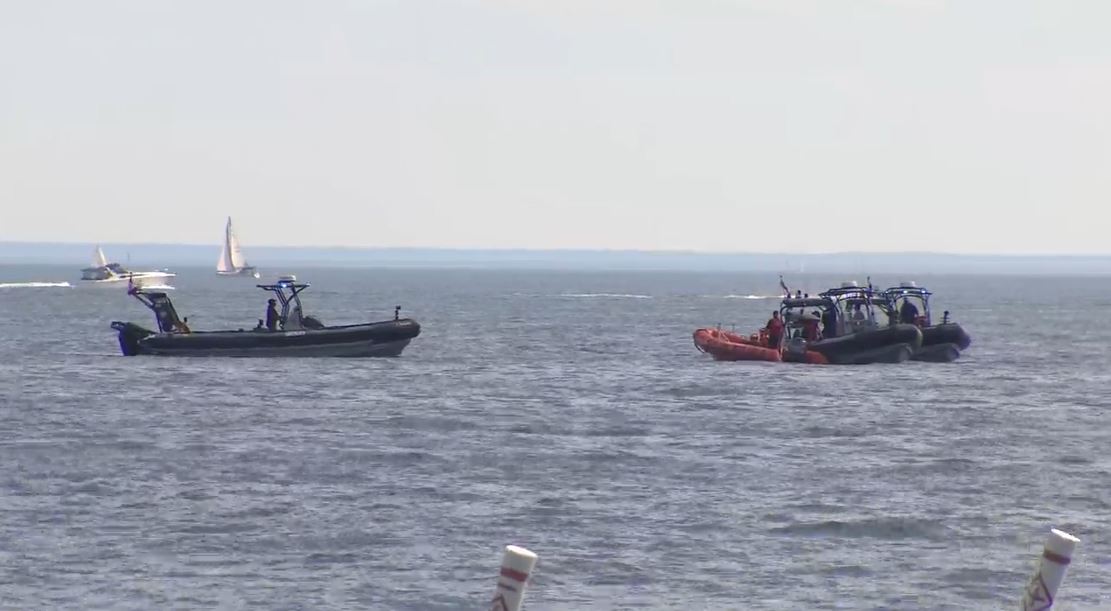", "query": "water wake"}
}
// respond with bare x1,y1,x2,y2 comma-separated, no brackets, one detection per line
559,293,652,299
769,516,947,541
0,281,72,289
